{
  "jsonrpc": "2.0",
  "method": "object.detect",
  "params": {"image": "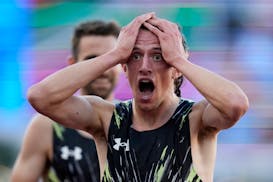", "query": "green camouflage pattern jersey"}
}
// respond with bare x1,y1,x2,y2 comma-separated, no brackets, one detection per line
102,99,202,182
47,123,100,182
